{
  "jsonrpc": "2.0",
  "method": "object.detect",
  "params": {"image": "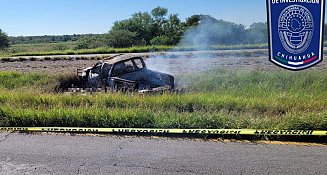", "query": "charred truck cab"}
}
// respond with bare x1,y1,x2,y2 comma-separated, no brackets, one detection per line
77,55,174,92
